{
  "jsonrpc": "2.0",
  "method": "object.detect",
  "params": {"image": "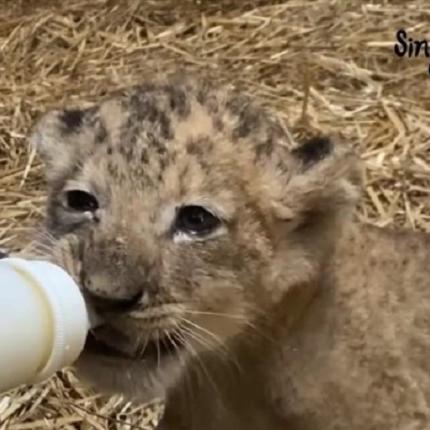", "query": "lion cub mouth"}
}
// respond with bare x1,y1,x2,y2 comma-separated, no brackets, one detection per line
84,329,184,361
